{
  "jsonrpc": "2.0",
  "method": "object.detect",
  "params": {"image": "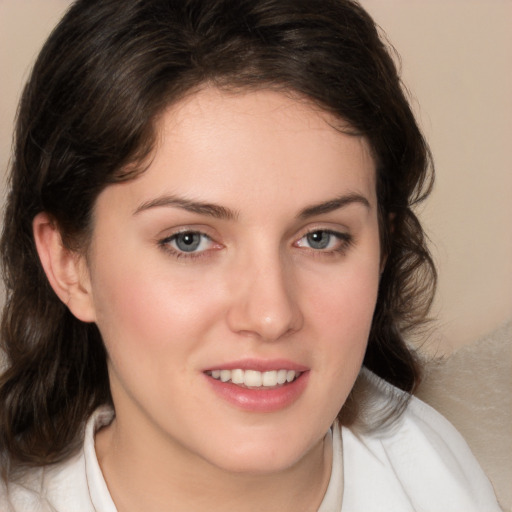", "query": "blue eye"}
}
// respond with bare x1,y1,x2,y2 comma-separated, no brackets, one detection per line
305,231,332,250
296,230,351,252
163,231,213,254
